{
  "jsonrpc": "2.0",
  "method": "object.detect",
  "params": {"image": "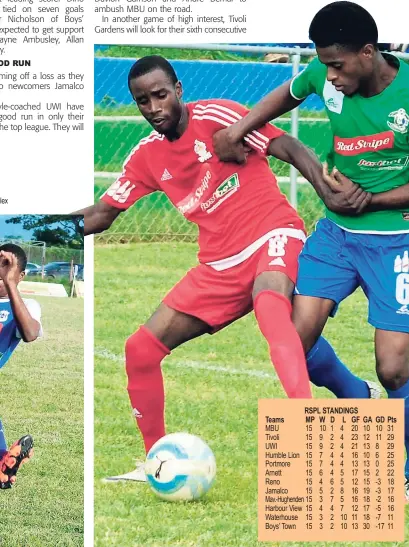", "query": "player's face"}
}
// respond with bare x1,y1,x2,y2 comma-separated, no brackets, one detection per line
317,44,375,96
130,69,183,135
0,259,24,298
